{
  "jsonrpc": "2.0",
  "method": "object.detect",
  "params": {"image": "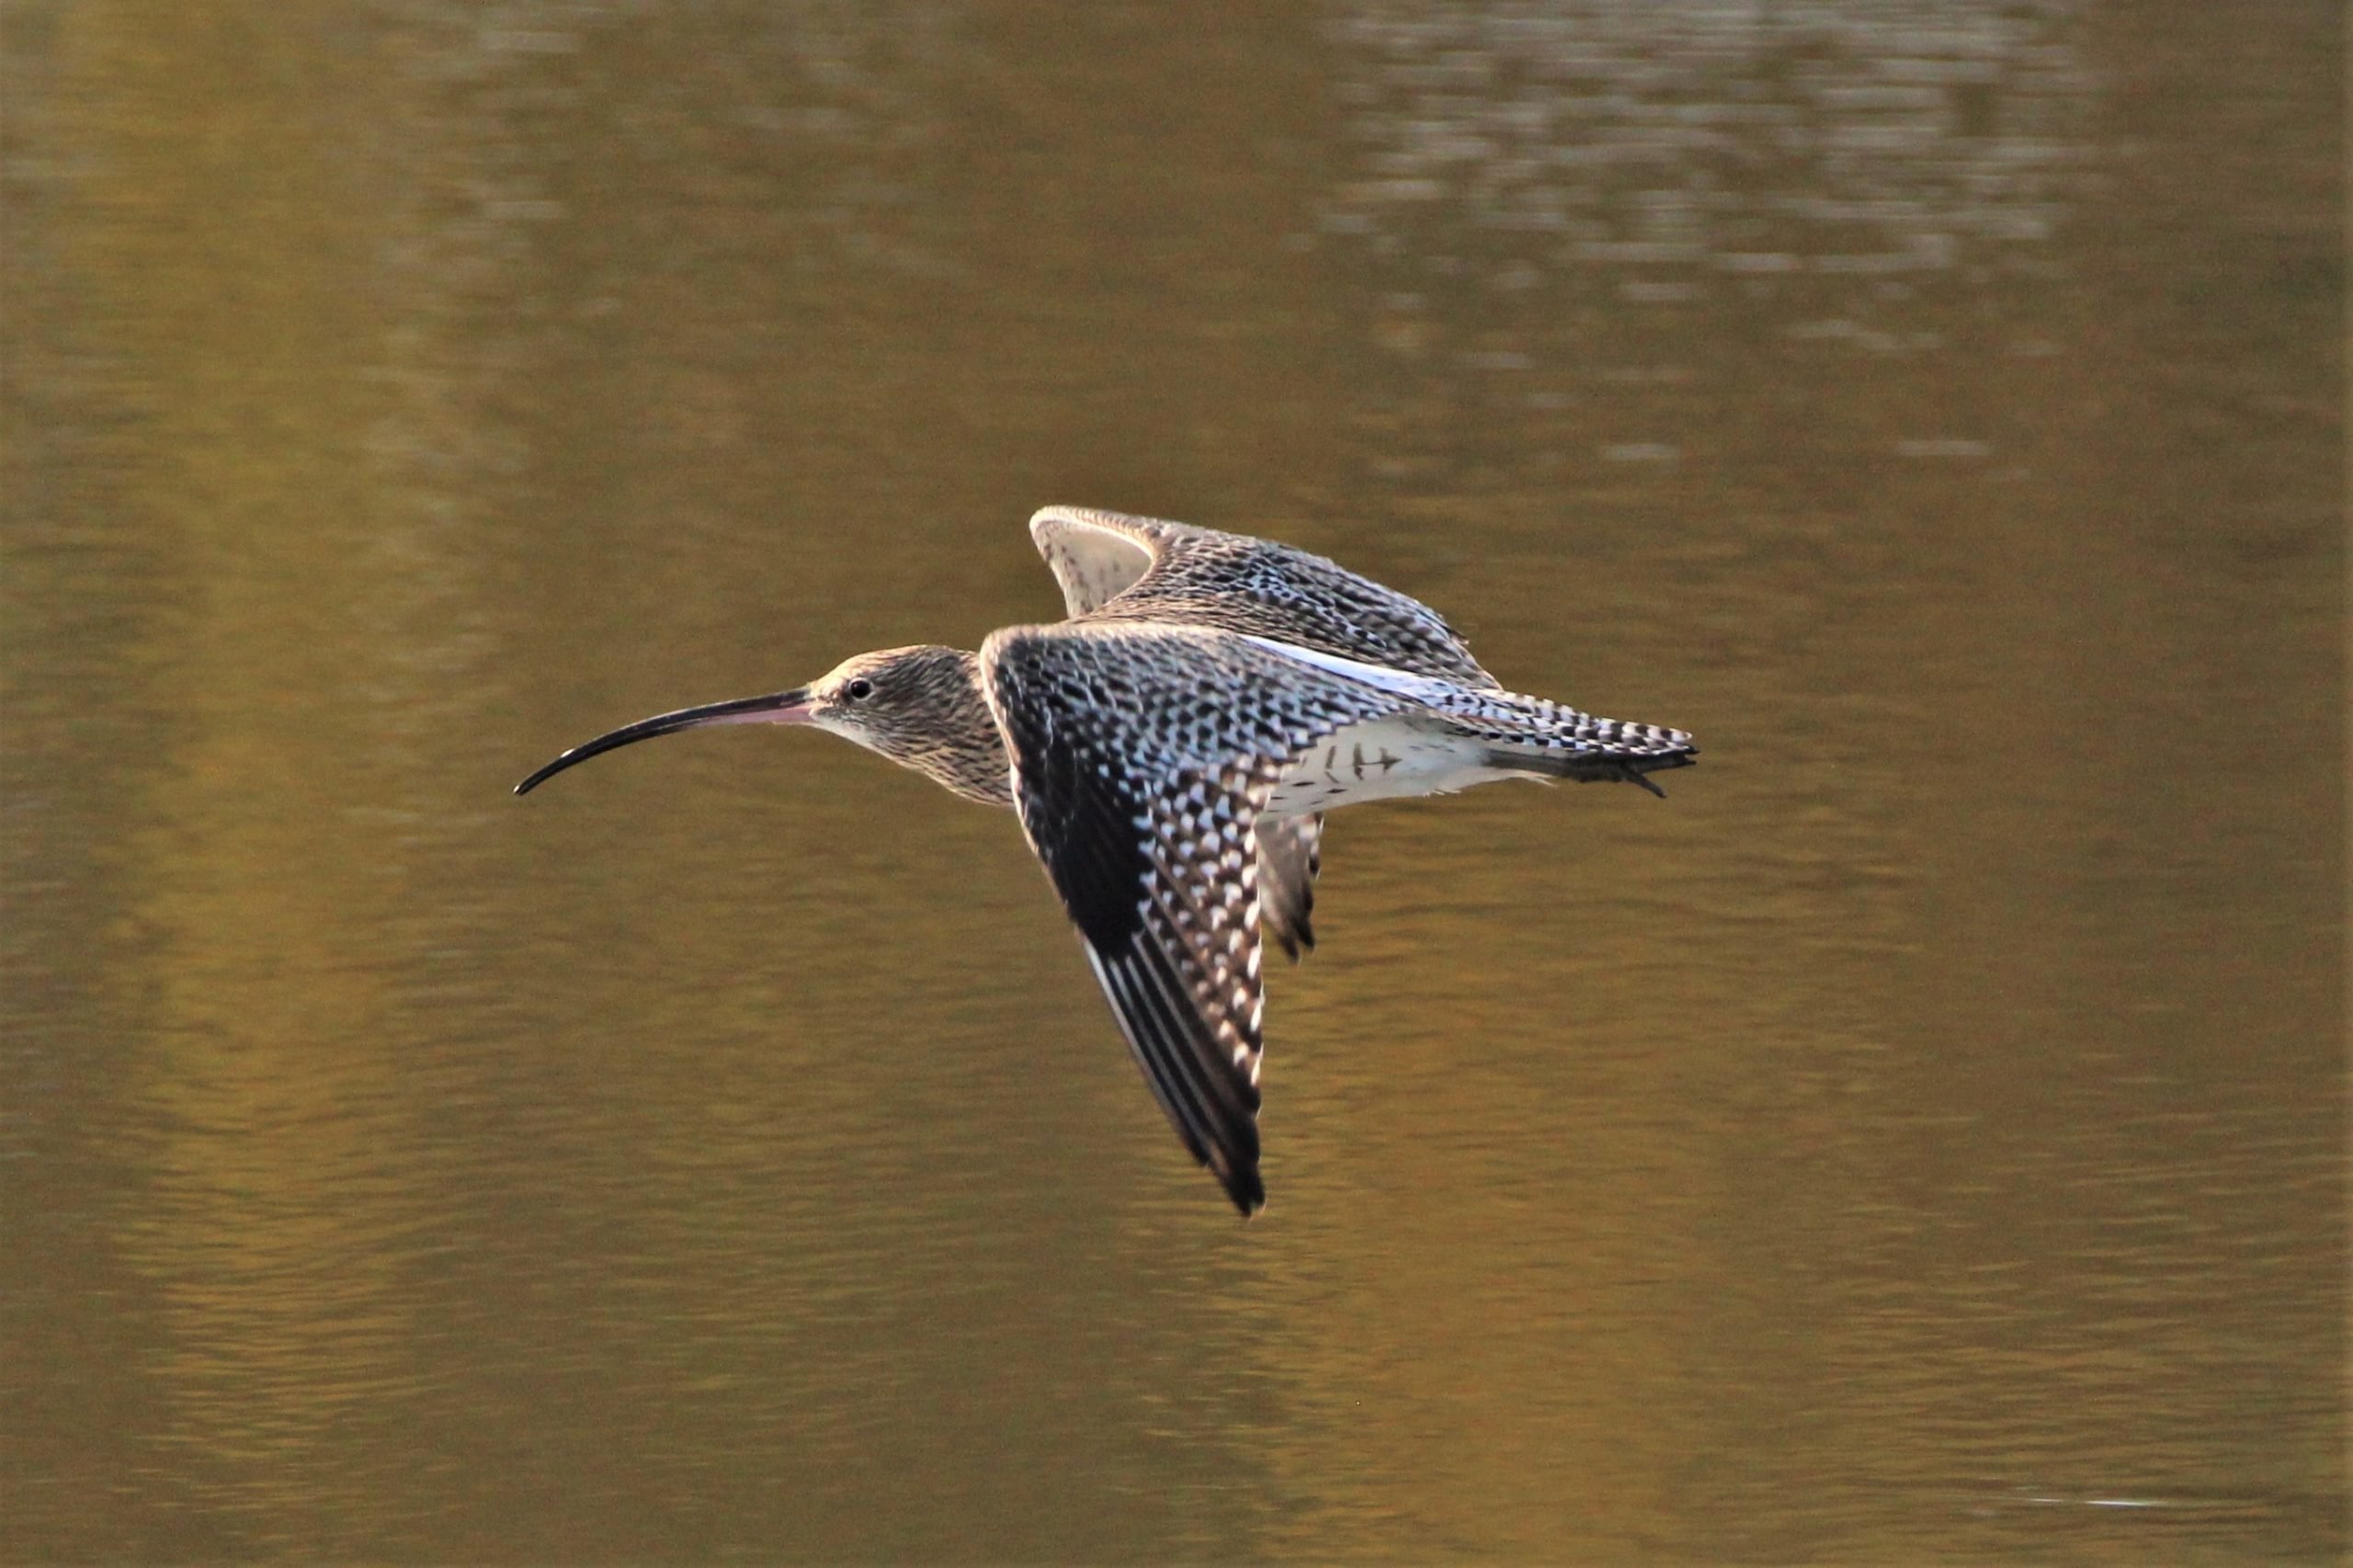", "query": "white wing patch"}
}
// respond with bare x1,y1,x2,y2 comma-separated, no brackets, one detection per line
1238,634,1459,701
1029,507,1159,617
